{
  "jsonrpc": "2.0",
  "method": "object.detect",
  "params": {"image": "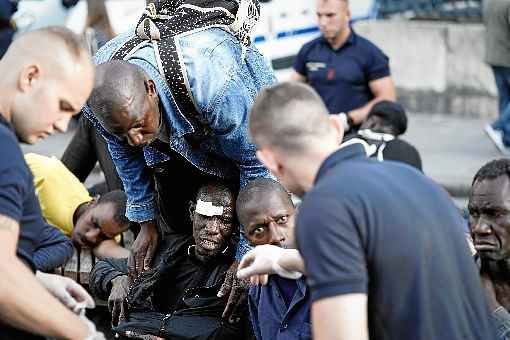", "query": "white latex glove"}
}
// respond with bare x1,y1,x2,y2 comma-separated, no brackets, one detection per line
237,245,302,285
81,313,106,340
36,271,95,313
